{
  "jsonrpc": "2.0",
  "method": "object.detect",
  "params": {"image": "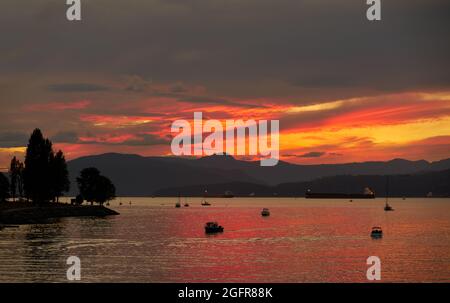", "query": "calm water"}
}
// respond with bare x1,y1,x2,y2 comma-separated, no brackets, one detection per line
0,198,449,282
